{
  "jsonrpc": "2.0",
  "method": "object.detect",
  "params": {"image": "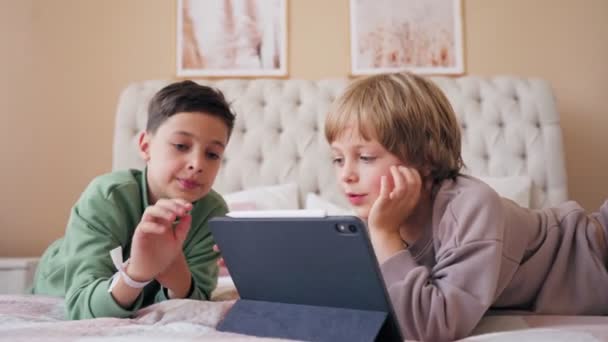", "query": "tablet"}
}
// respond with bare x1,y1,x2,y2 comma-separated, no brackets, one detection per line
209,213,403,341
